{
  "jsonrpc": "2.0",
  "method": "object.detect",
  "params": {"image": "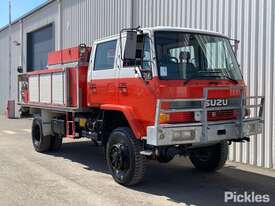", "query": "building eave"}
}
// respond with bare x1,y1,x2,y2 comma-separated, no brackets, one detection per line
0,0,56,32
